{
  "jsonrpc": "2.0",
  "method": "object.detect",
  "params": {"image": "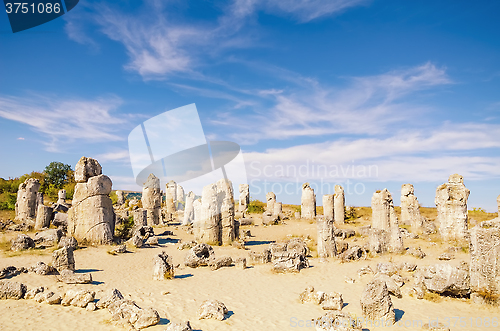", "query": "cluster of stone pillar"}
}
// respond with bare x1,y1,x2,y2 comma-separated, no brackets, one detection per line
435,174,469,242
195,179,237,246
301,183,316,219
369,189,403,254
141,174,162,226
67,157,115,245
